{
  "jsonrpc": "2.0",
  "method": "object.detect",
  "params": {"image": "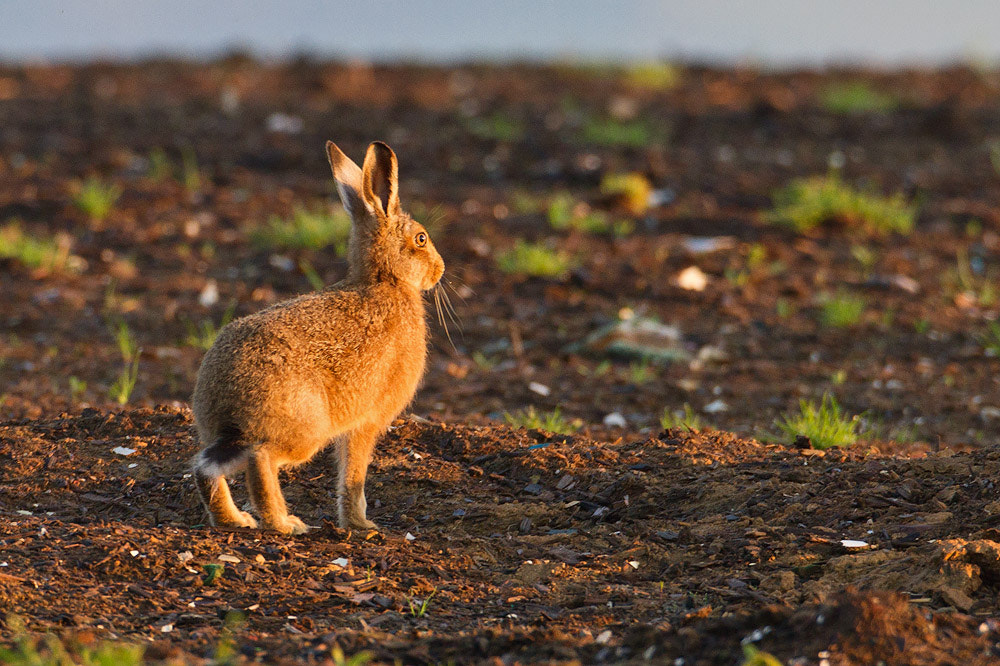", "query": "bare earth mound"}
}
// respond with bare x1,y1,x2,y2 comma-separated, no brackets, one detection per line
2,407,1000,664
